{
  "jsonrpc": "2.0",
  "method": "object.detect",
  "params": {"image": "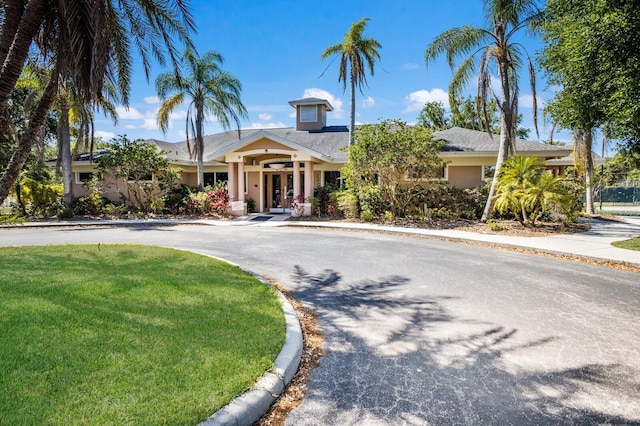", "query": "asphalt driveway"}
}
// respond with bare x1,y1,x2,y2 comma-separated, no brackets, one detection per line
1,224,638,425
